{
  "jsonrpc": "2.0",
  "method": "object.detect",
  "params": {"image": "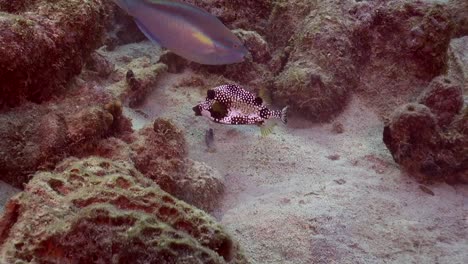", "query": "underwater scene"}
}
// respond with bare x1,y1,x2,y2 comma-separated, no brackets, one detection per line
0,0,467,263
